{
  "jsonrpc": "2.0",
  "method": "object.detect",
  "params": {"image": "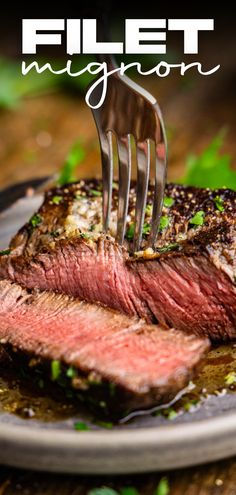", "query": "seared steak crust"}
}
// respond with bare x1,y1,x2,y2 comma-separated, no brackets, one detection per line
0,180,235,340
